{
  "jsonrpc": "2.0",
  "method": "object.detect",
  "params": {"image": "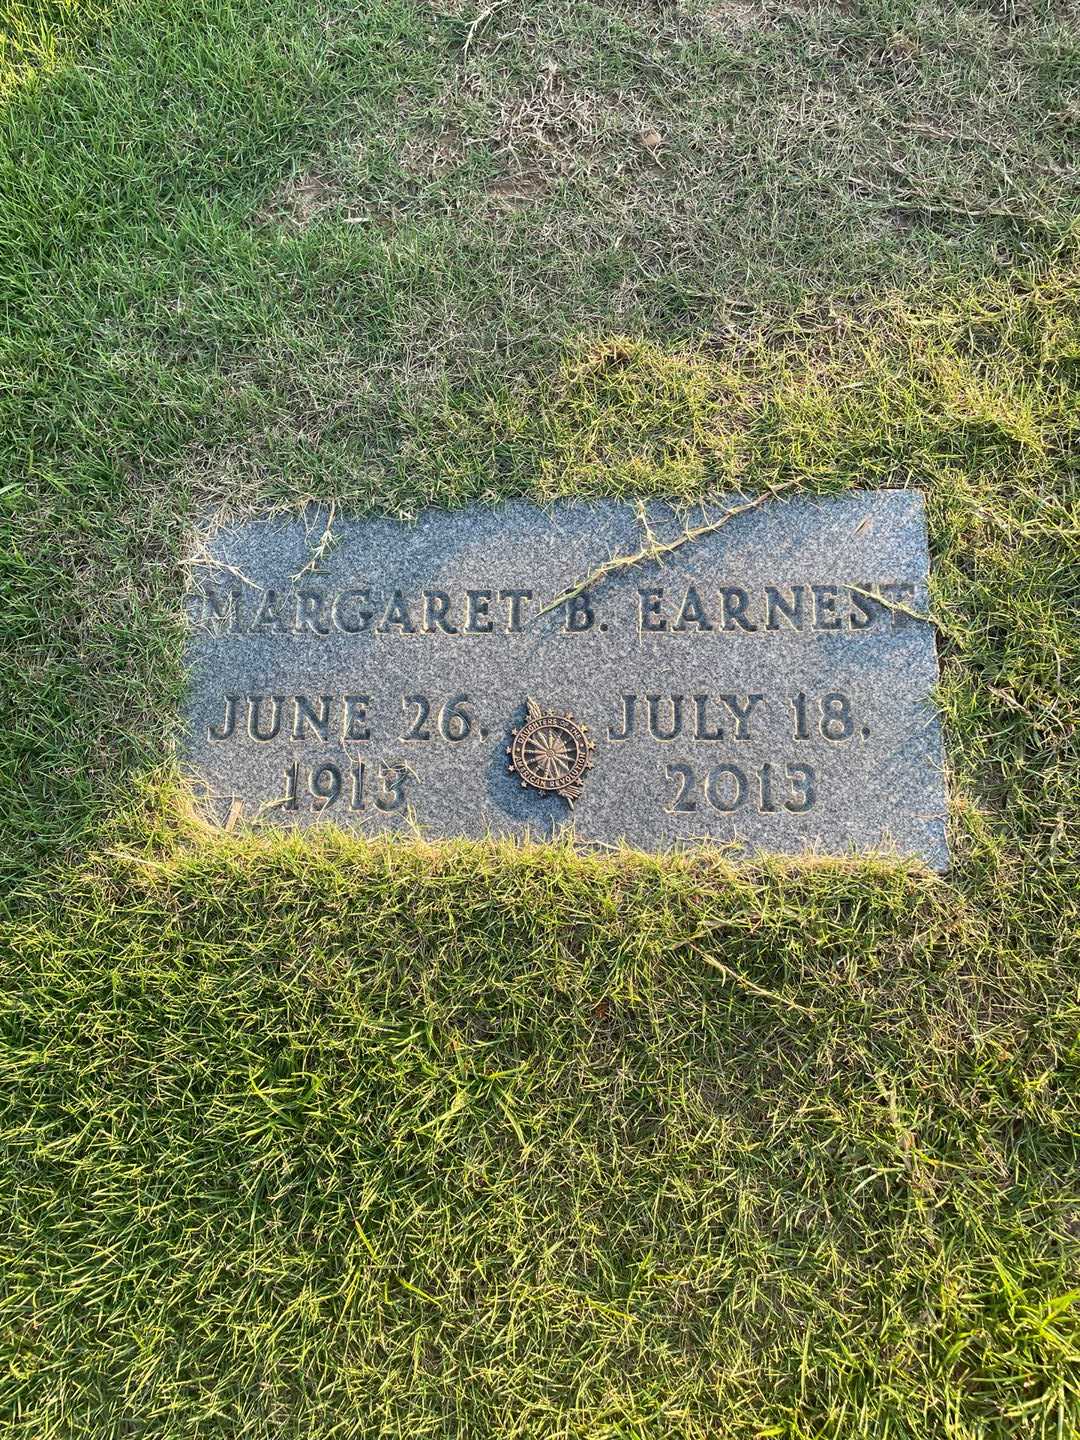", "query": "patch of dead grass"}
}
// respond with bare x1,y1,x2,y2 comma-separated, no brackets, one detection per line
699,2,772,36
398,123,468,178
484,168,550,209
258,168,333,226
